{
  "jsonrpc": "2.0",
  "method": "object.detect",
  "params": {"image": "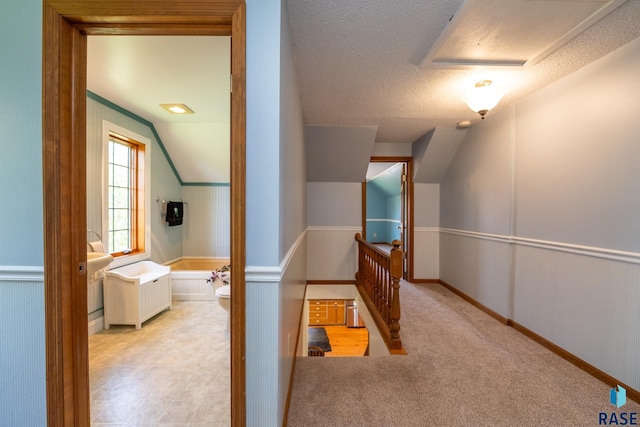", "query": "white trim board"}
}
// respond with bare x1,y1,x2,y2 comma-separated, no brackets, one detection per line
0,266,45,282
246,228,307,283
440,228,640,264
306,226,362,232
